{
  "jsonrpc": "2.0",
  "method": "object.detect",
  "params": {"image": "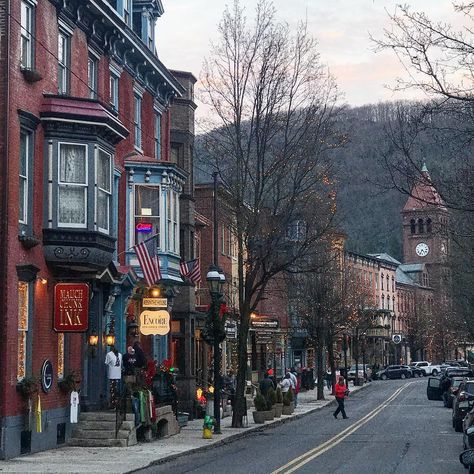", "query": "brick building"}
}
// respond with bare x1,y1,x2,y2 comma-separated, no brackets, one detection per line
0,0,194,458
